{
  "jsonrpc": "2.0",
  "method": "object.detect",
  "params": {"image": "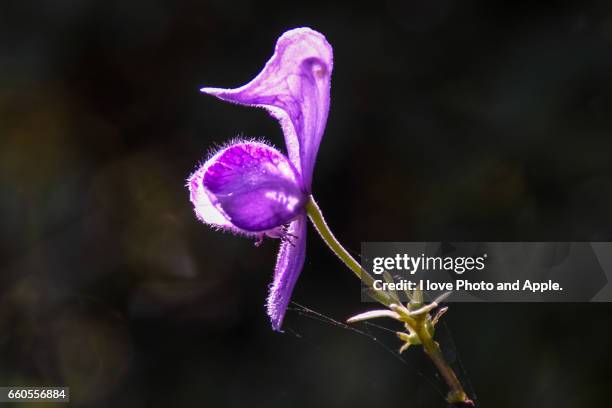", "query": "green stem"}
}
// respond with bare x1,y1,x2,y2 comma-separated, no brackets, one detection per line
416,324,471,404
305,195,472,405
305,197,365,281
305,197,391,306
